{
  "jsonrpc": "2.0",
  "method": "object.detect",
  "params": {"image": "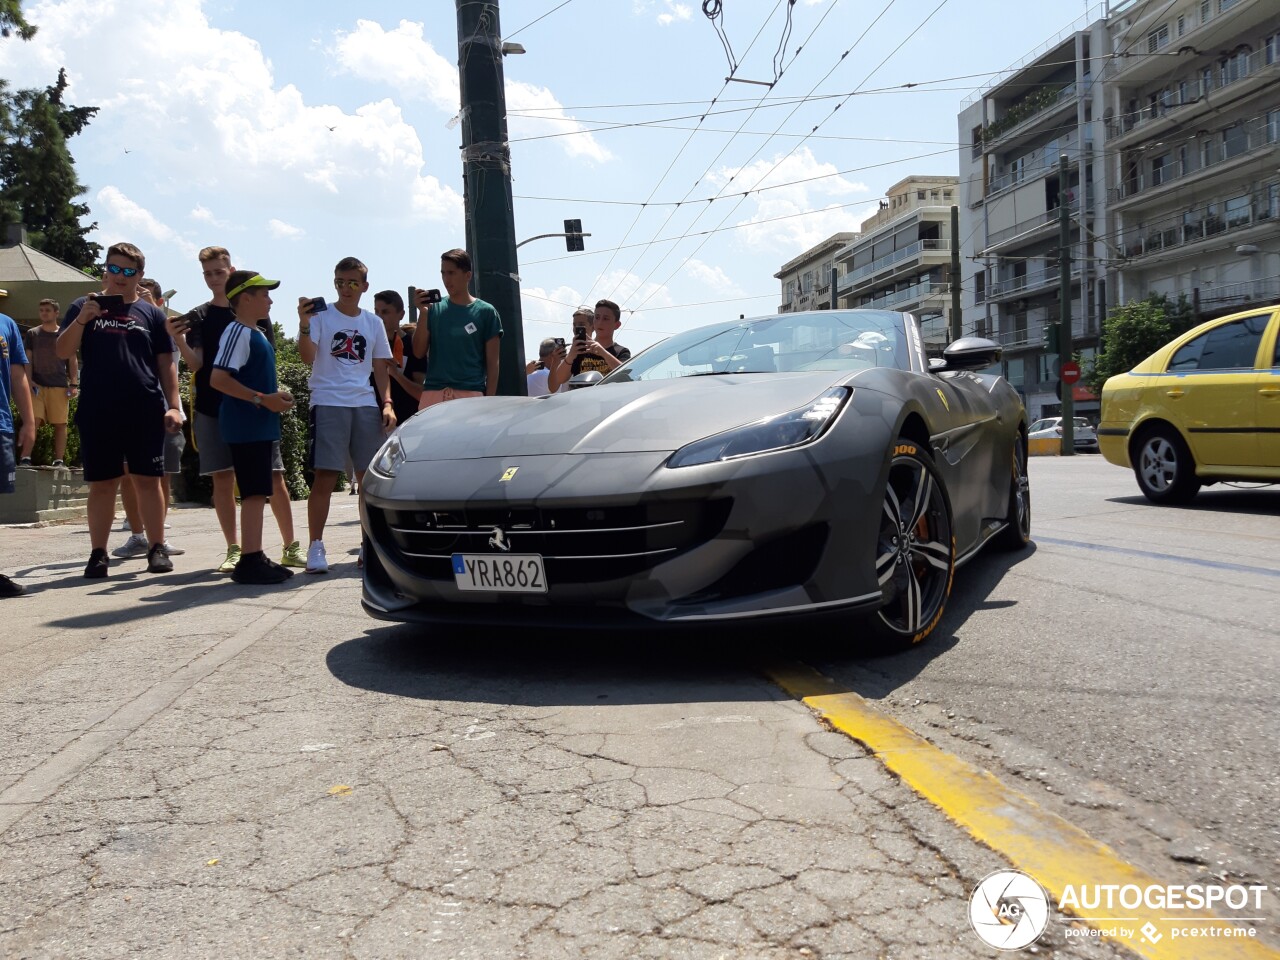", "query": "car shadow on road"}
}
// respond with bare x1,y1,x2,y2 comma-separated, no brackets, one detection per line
799,542,1038,701
1107,488,1280,514
326,545,1035,708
